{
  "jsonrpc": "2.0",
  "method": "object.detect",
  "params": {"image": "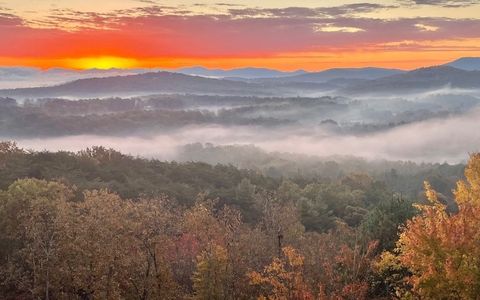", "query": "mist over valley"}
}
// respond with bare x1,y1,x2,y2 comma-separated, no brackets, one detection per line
2,59,480,164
